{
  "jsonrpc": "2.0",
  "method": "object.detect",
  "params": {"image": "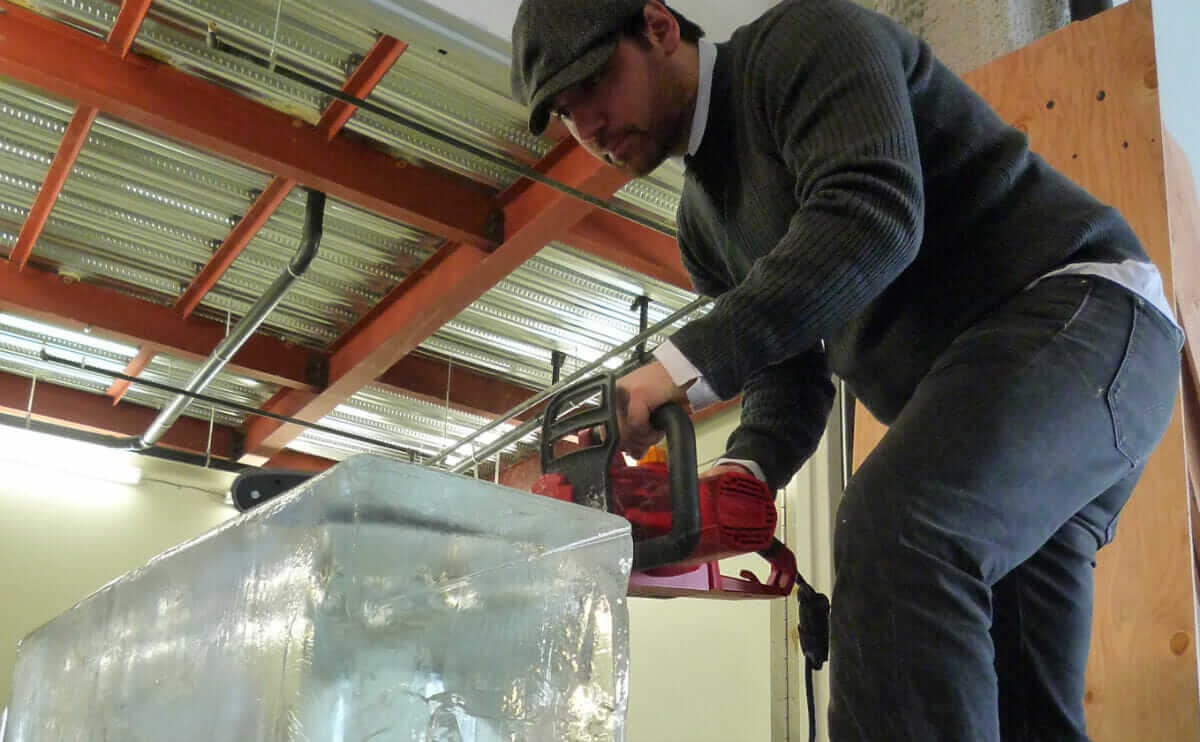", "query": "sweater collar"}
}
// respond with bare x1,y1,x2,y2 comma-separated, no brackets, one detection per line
681,38,733,172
